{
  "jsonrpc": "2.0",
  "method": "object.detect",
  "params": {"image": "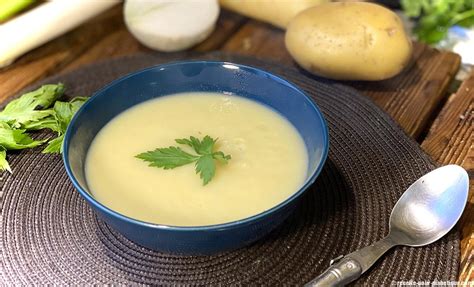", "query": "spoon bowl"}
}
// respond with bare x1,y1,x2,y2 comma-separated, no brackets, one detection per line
390,165,469,246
